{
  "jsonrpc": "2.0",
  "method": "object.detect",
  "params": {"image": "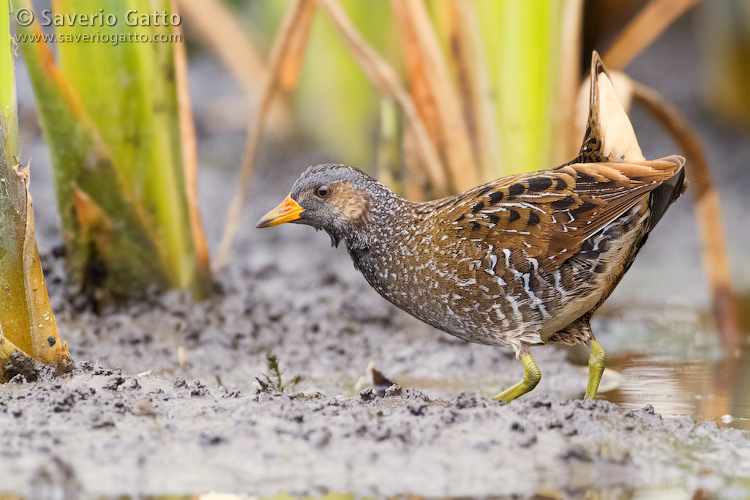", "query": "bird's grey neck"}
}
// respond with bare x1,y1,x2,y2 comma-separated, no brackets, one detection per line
345,192,415,261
